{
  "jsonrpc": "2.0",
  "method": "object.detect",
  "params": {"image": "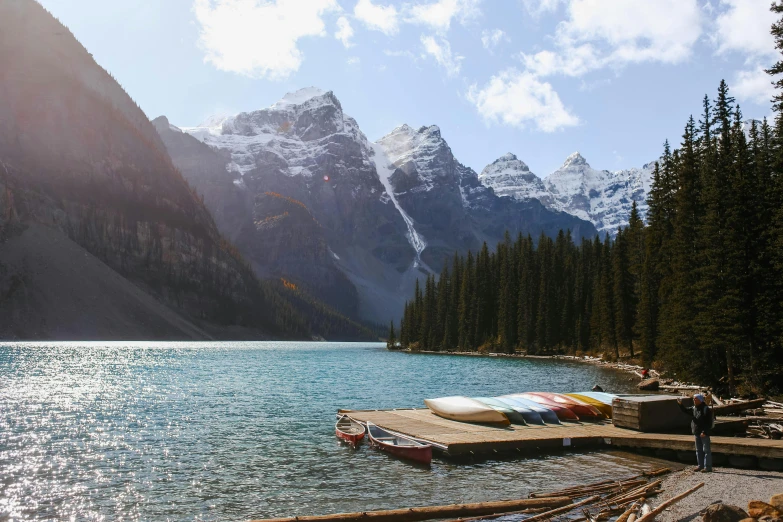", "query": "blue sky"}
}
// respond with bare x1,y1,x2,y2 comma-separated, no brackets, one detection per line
39,0,779,176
